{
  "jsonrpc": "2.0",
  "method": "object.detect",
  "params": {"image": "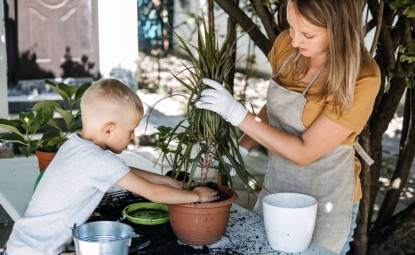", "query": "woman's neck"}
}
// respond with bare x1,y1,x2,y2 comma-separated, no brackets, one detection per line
297,55,328,84
309,54,327,69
